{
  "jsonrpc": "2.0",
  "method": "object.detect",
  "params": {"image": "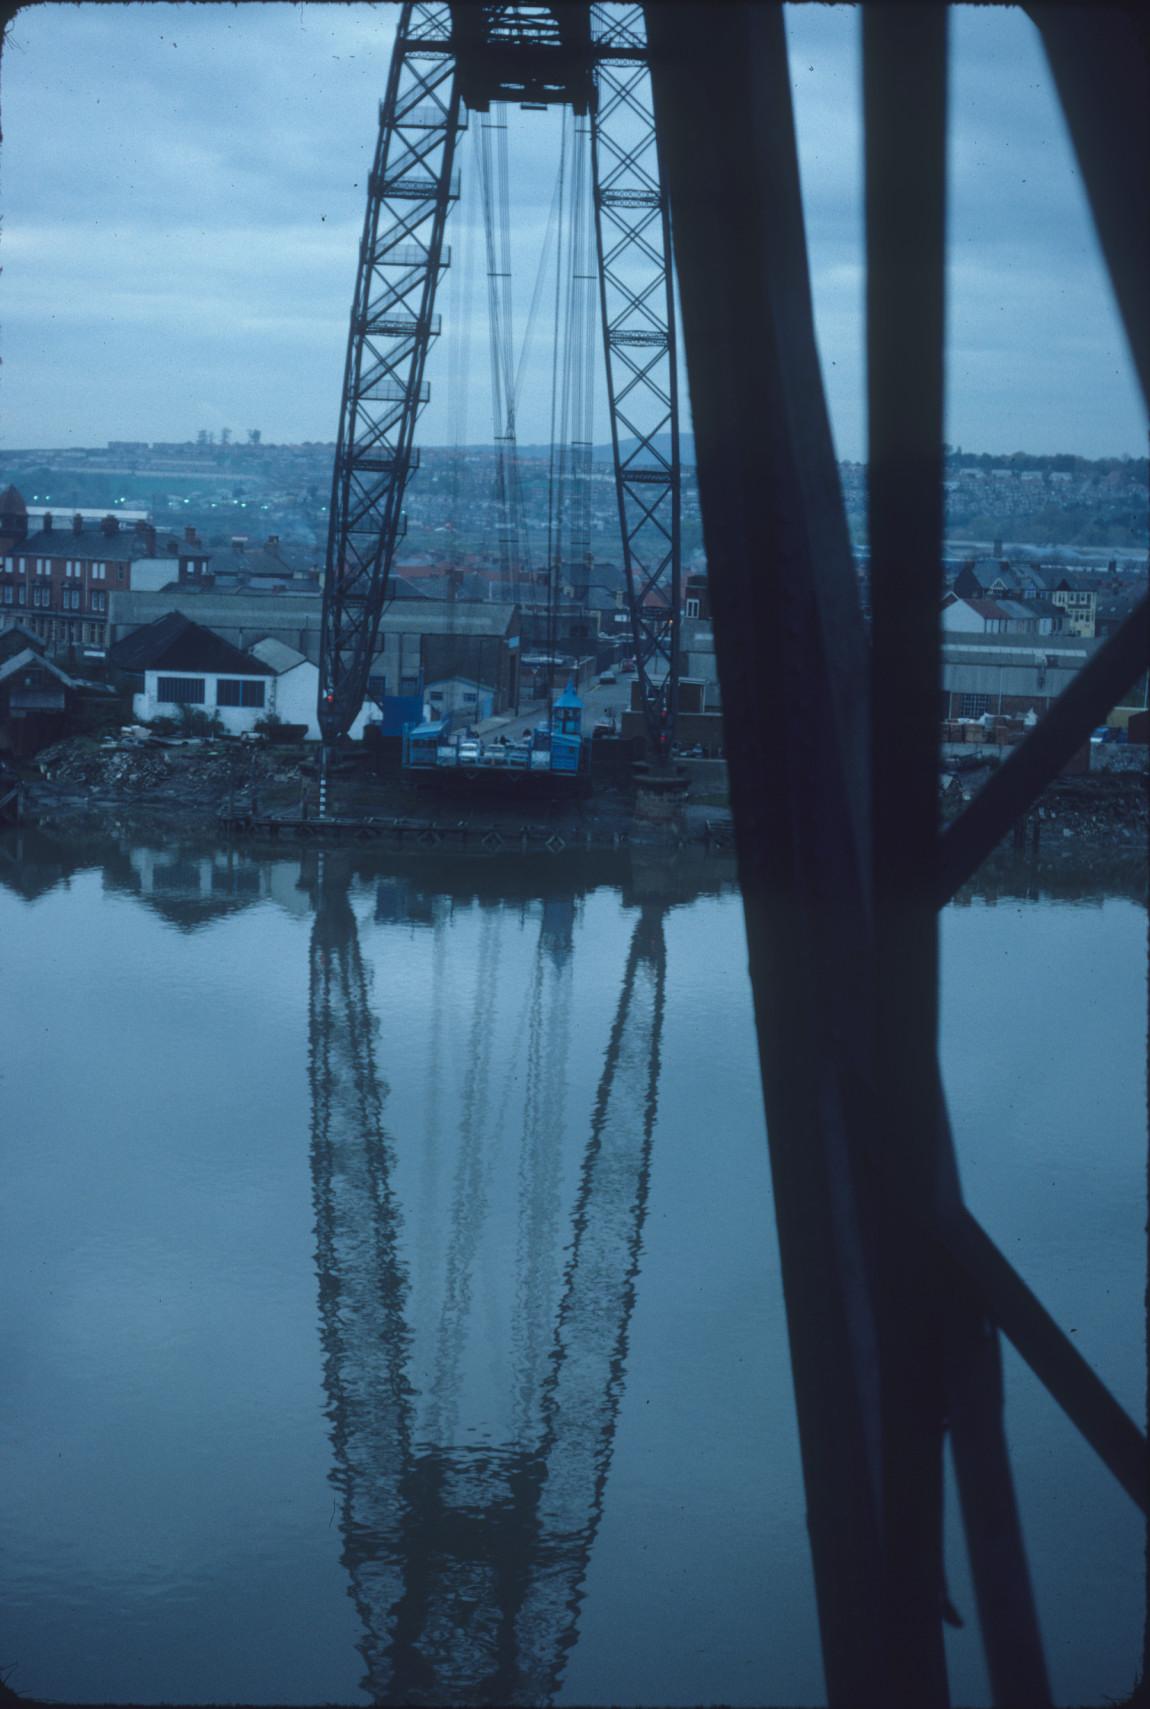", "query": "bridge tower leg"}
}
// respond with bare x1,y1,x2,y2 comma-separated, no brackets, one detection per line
590,5,682,769
317,2,463,769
